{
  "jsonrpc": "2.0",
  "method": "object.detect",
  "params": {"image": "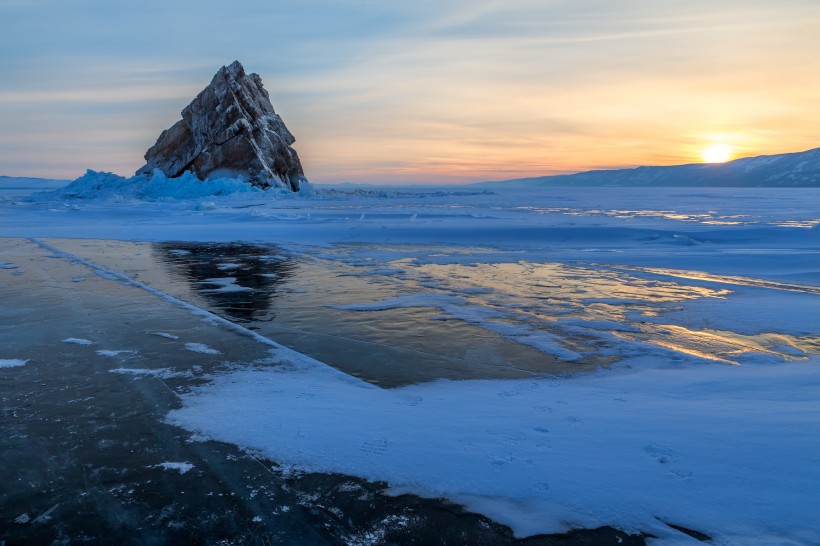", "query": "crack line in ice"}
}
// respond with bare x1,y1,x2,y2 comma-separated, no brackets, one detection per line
609,265,820,295
28,238,338,370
